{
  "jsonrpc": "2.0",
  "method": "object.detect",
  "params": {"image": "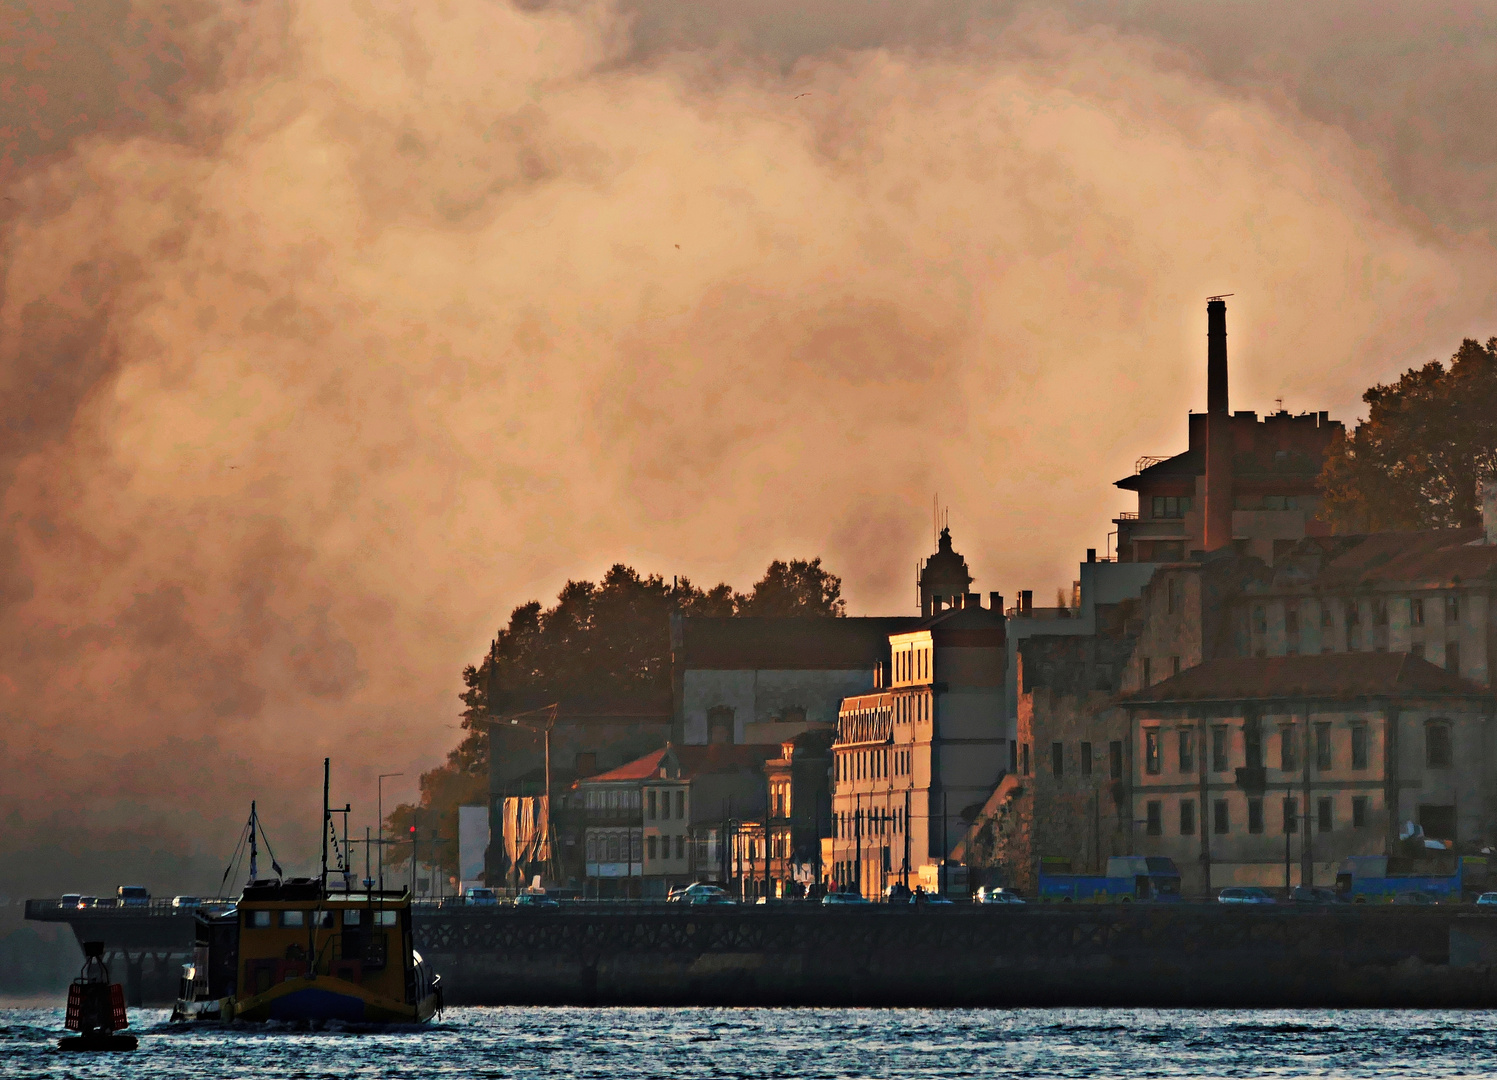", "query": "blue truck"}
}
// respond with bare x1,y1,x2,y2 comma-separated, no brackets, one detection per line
1037,856,1184,903
1334,854,1488,903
